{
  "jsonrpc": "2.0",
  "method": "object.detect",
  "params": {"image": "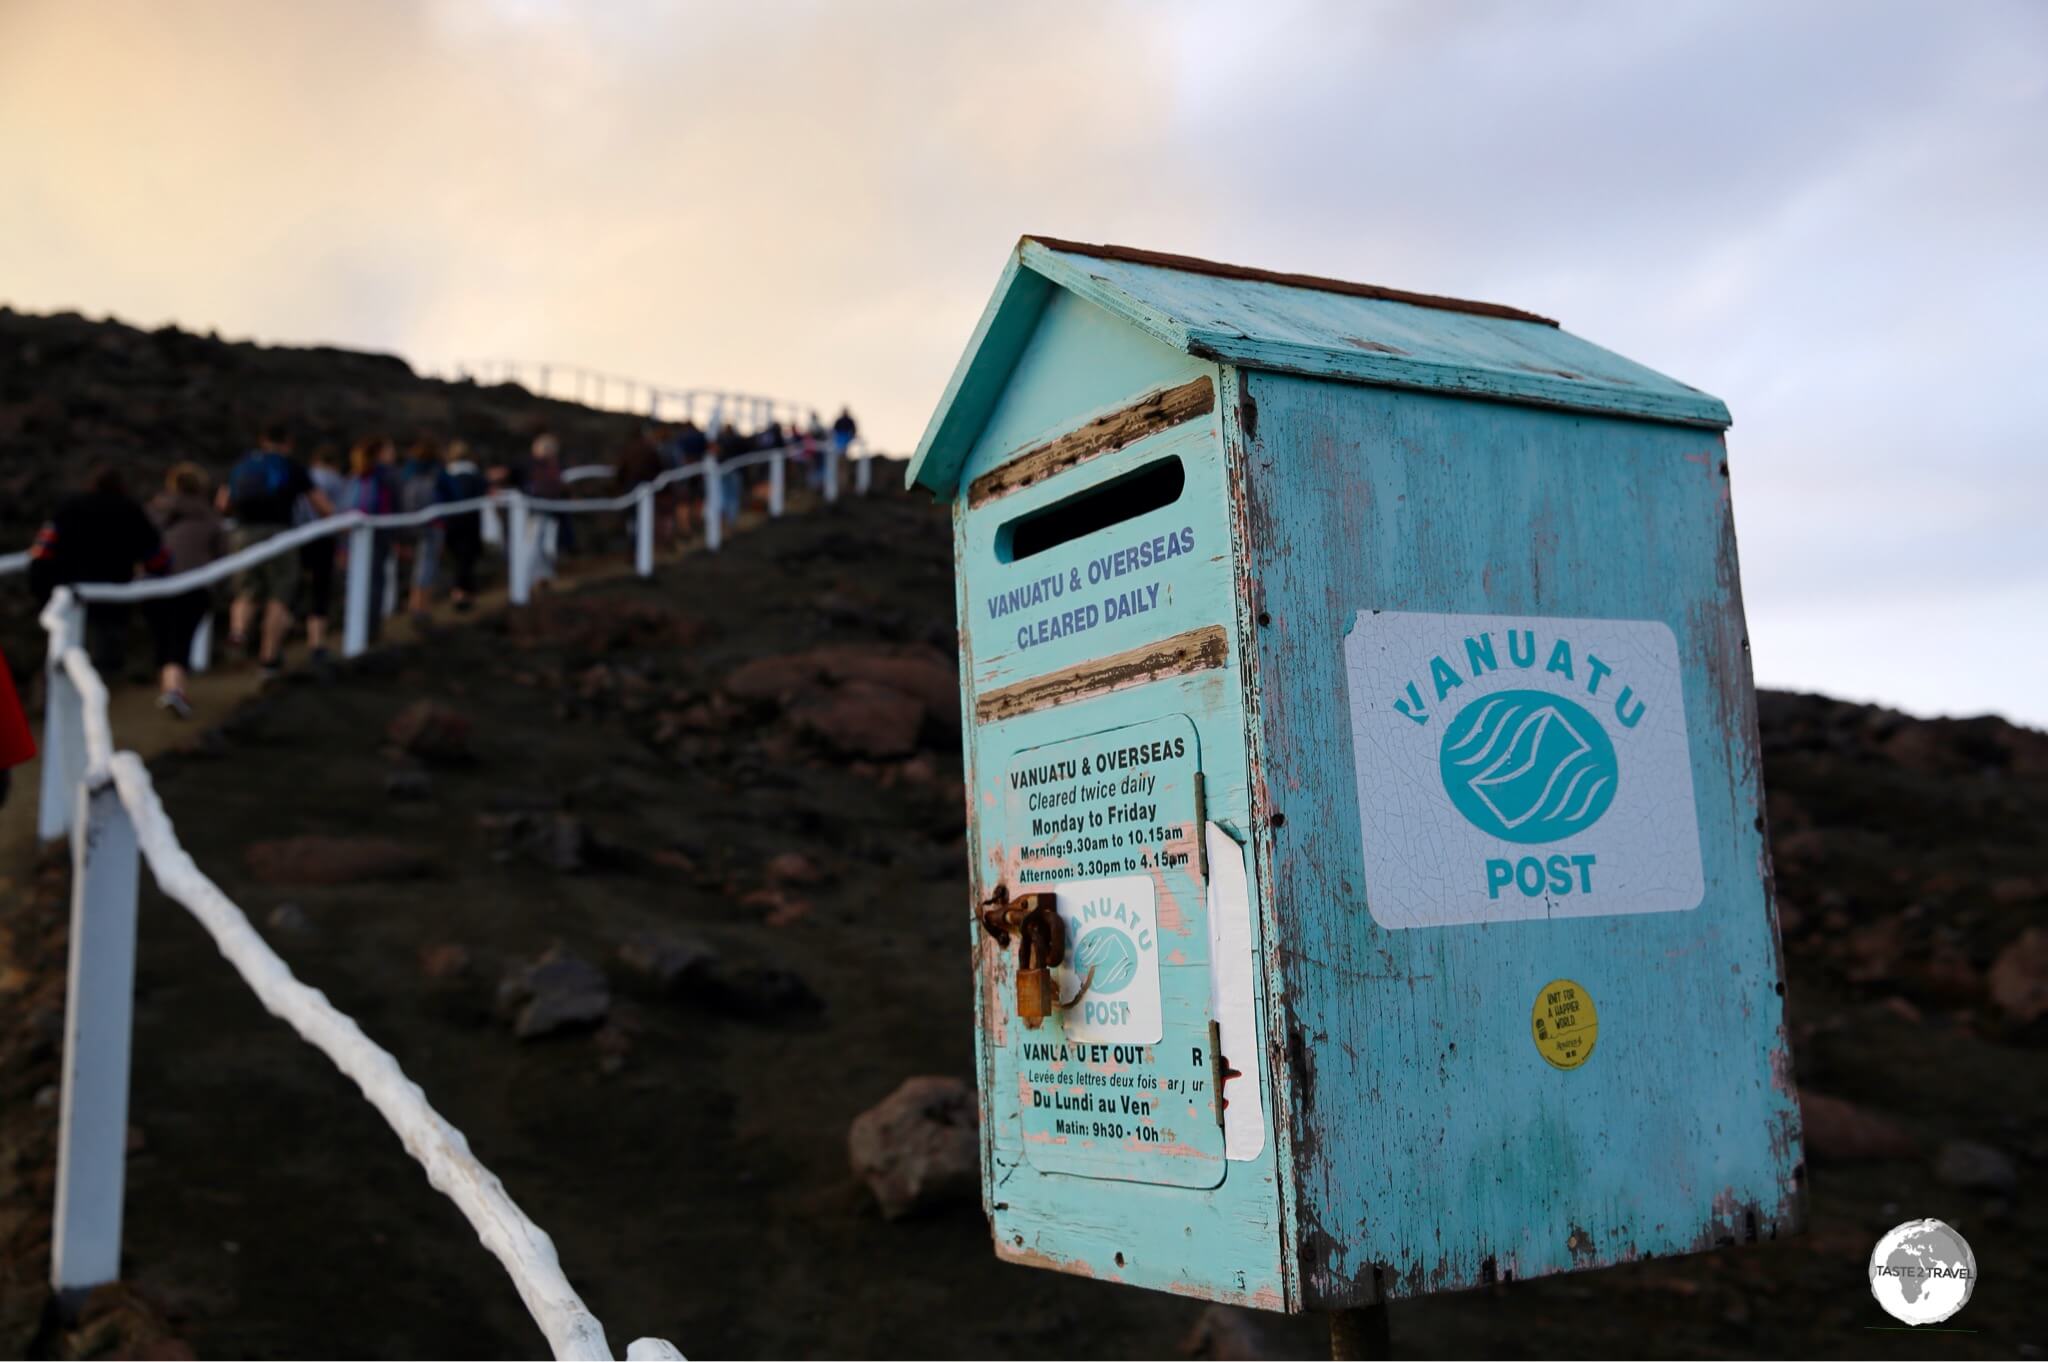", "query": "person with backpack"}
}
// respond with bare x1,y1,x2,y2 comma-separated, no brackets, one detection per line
146,462,228,717
28,463,173,673
435,440,489,612
221,424,331,678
